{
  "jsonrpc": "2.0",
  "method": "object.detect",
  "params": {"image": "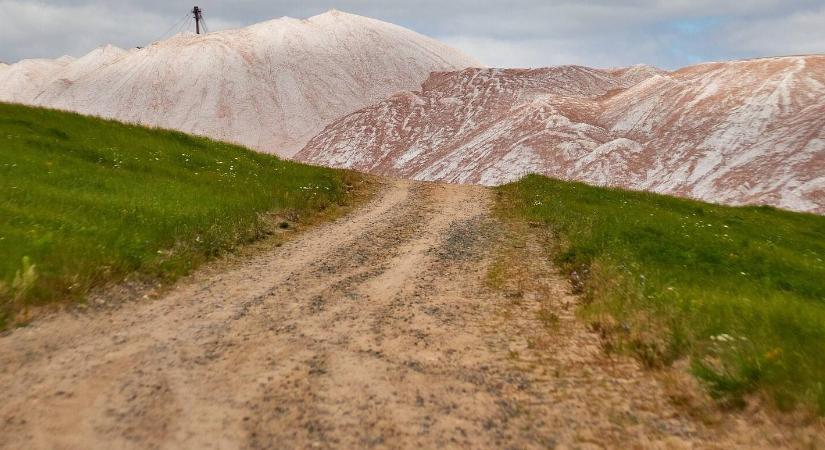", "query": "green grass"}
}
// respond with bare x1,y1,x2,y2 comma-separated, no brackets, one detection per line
496,174,825,414
0,103,364,328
